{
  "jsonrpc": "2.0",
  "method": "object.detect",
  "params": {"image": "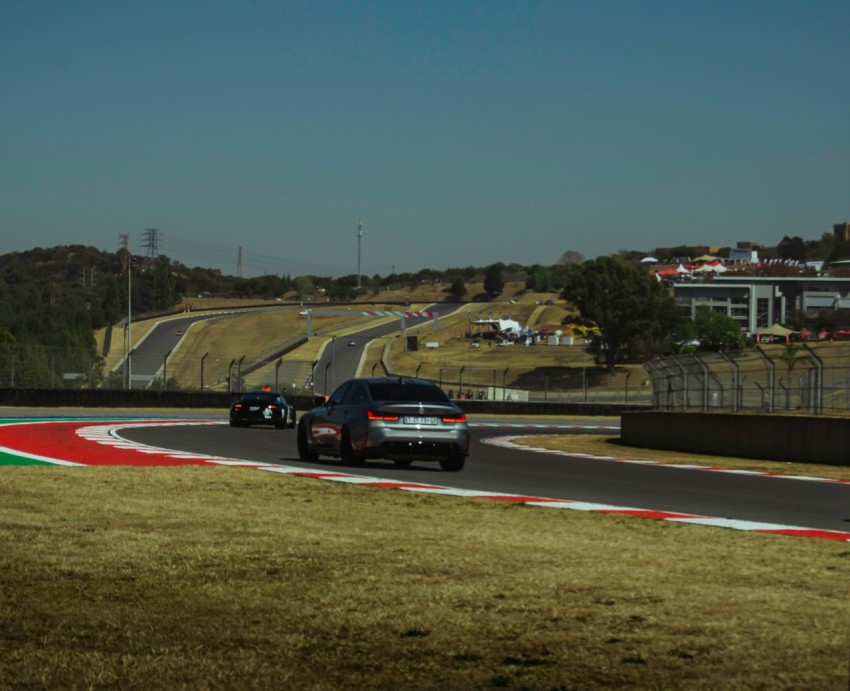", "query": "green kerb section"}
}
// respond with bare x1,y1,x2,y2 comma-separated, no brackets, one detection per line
0,450,57,466
0,418,84,465
0,418,124,425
